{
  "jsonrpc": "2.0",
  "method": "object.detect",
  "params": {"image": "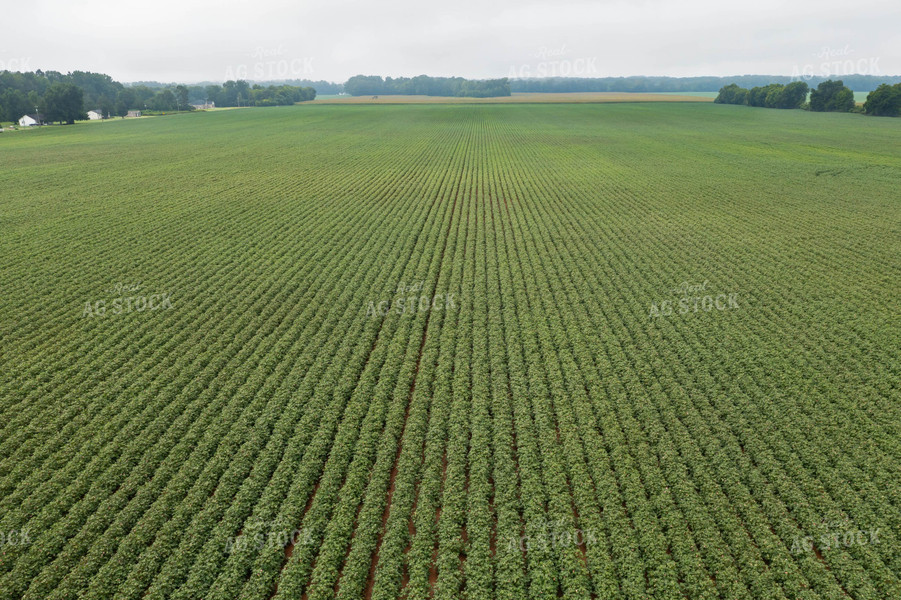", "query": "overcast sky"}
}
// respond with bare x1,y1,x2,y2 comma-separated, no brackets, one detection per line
3,0,898,83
